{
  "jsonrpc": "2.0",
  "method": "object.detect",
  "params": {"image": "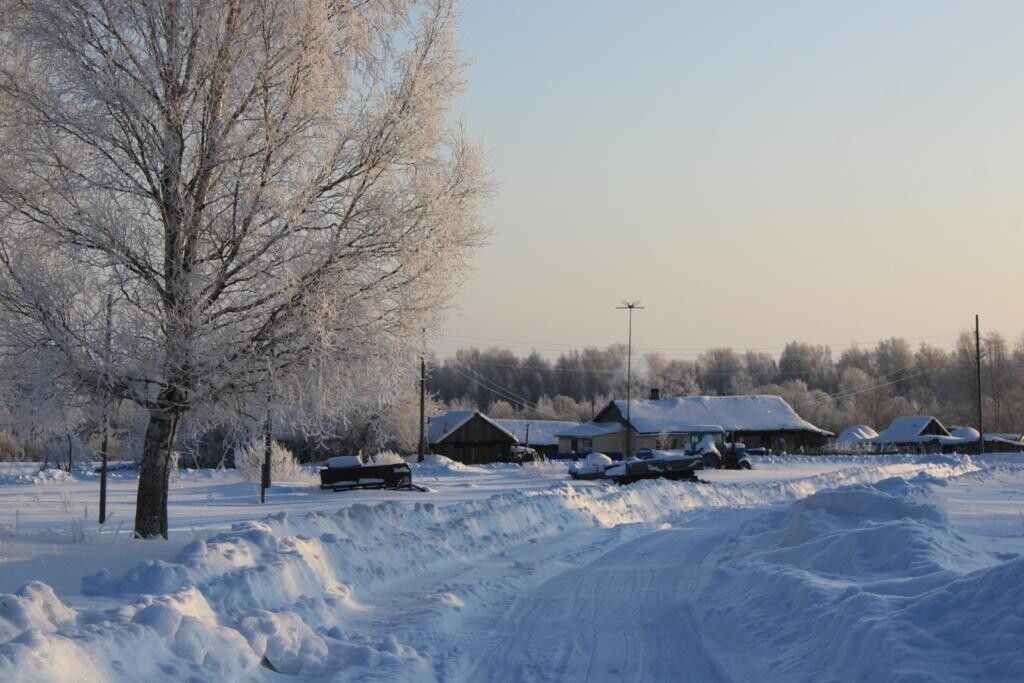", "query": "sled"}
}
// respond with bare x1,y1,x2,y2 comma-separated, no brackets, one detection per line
606,456,702,485
318,461,427,492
